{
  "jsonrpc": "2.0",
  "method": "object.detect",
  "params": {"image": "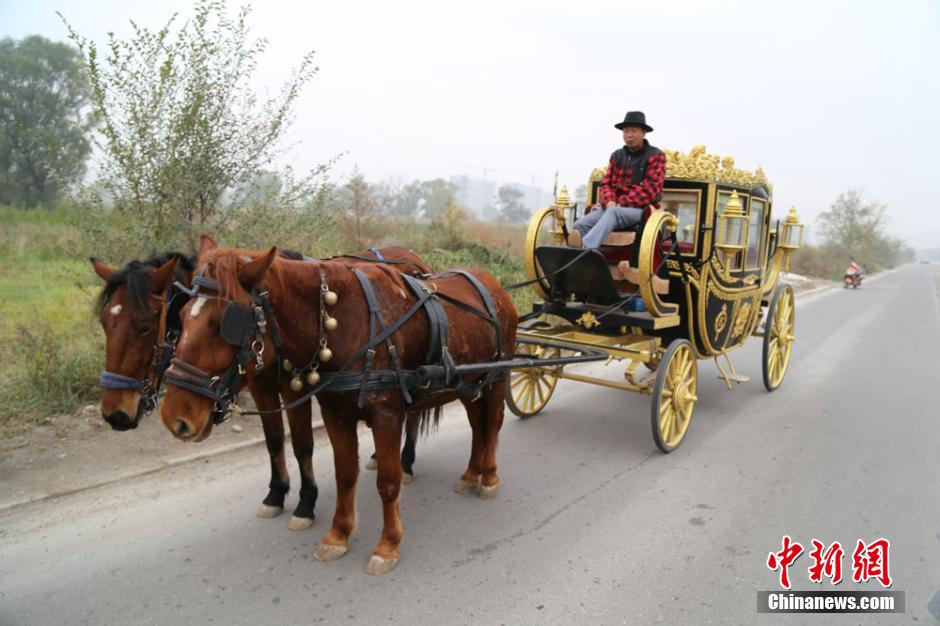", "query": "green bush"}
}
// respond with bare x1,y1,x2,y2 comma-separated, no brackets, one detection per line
0,319,102,430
